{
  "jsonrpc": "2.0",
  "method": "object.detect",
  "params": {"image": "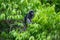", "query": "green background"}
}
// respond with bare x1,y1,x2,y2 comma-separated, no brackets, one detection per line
0,0,60,40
